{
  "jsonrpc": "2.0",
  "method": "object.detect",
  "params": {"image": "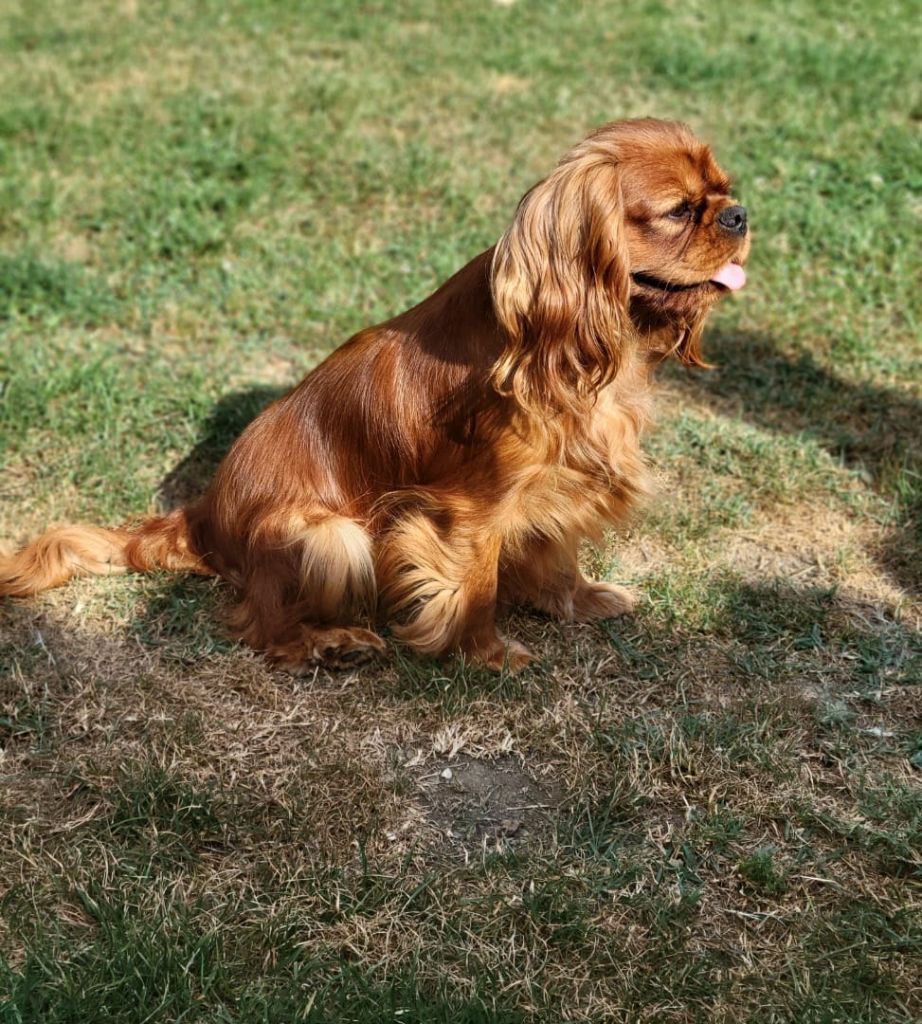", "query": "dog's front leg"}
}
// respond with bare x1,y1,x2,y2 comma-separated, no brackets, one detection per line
500,534,634,623
379,513,533,671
